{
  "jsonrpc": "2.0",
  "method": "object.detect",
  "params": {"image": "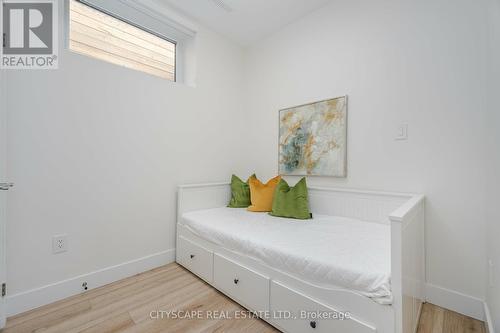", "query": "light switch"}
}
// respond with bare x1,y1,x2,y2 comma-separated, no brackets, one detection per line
395,124,408,140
